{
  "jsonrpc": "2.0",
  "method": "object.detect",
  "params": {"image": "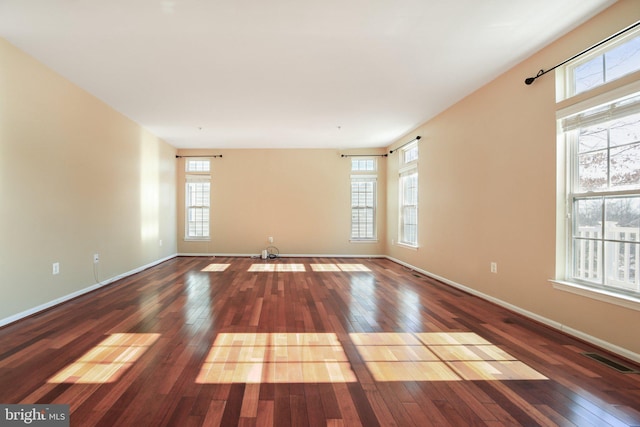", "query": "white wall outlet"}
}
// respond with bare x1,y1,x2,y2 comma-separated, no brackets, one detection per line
93,253,100,264
52,262,60,275
490,262,498,274
268,236,274,243
159,239,163,247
